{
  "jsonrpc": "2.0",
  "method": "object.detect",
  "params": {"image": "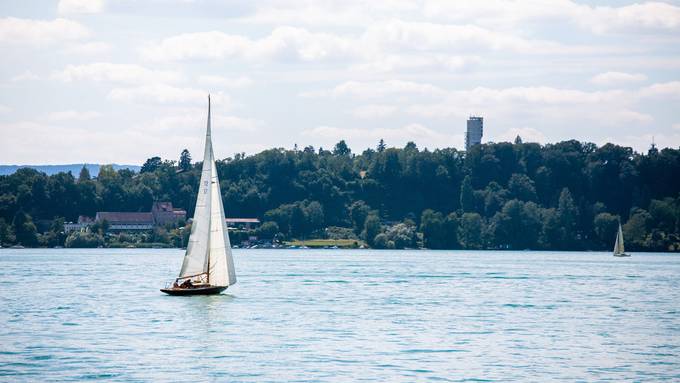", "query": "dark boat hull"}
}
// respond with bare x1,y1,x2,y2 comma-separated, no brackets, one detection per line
160,285,228,296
